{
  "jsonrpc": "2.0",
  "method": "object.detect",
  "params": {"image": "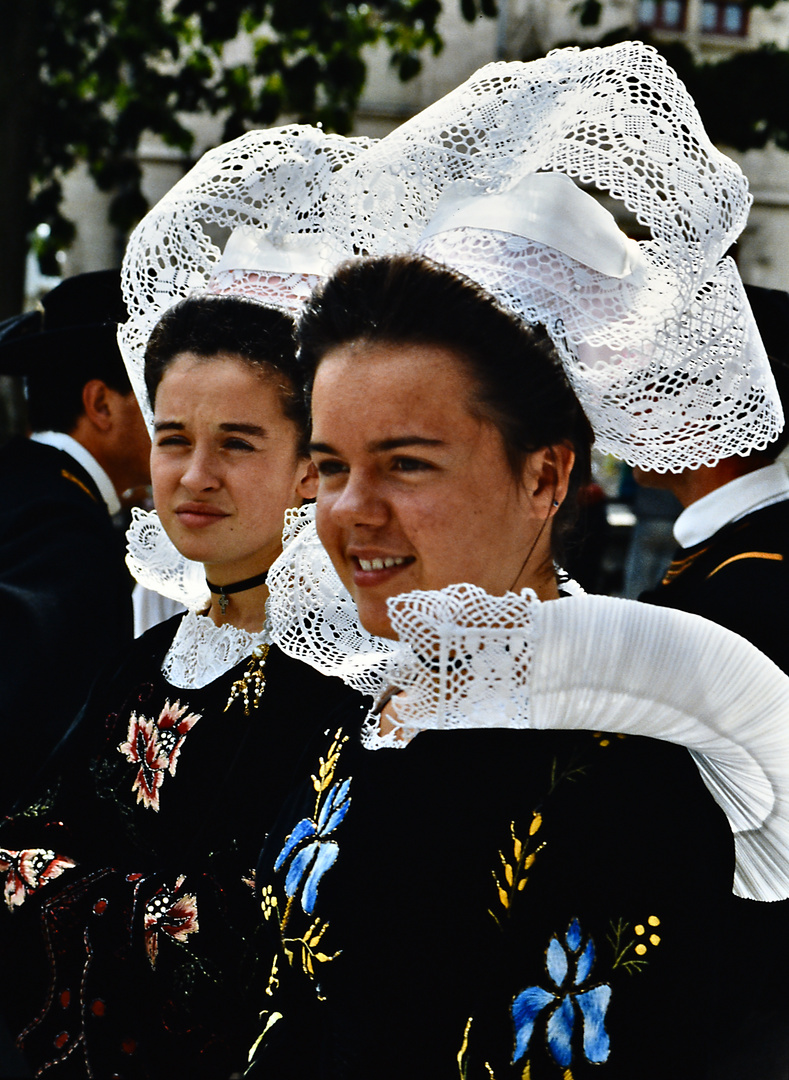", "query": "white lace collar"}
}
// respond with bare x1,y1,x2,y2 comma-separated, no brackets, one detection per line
162,608,271,690
126,508,211,611
266,505,789,903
